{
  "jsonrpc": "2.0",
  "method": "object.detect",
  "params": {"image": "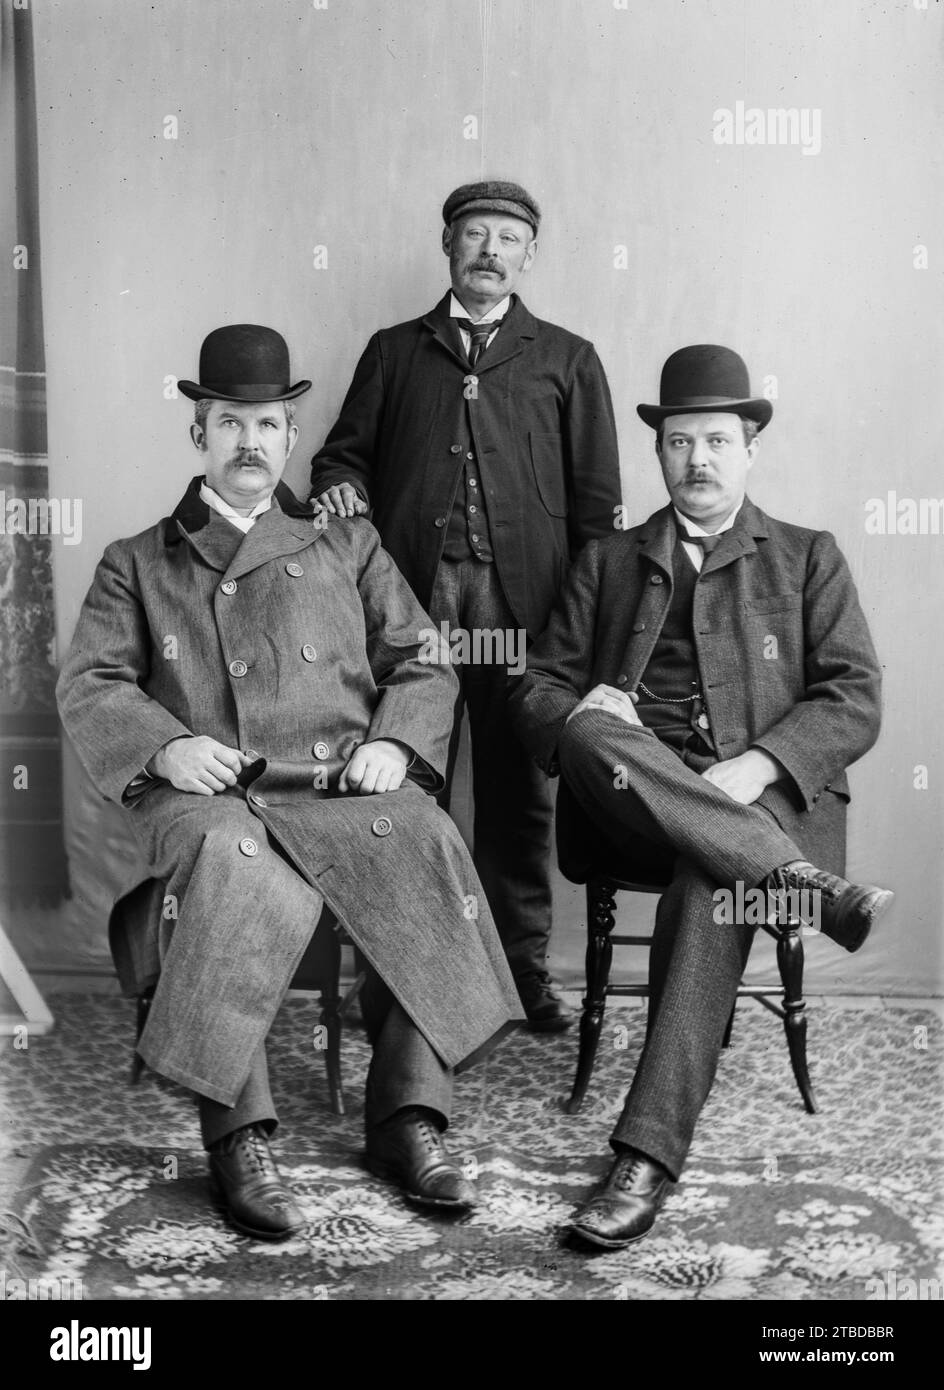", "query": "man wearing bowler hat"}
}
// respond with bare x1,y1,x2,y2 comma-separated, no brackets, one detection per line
309,180,622,1029
57,324,523,1241
510,344,894,1247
